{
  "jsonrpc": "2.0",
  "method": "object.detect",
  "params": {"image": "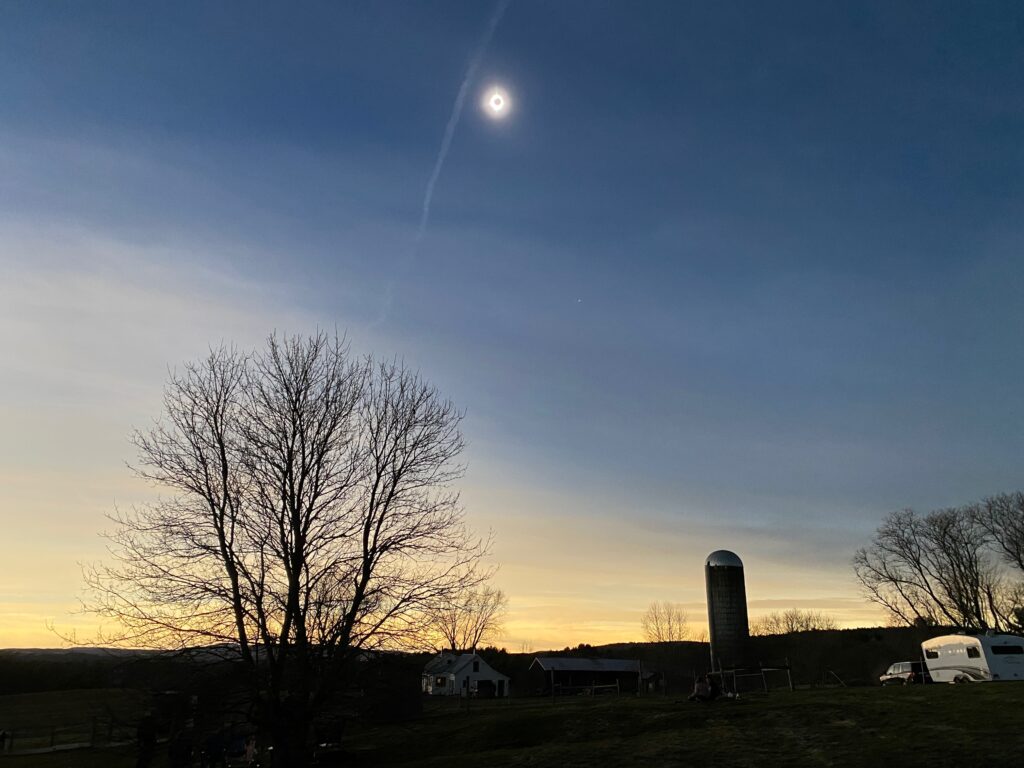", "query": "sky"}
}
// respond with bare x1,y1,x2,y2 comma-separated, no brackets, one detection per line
2,1,1024,649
